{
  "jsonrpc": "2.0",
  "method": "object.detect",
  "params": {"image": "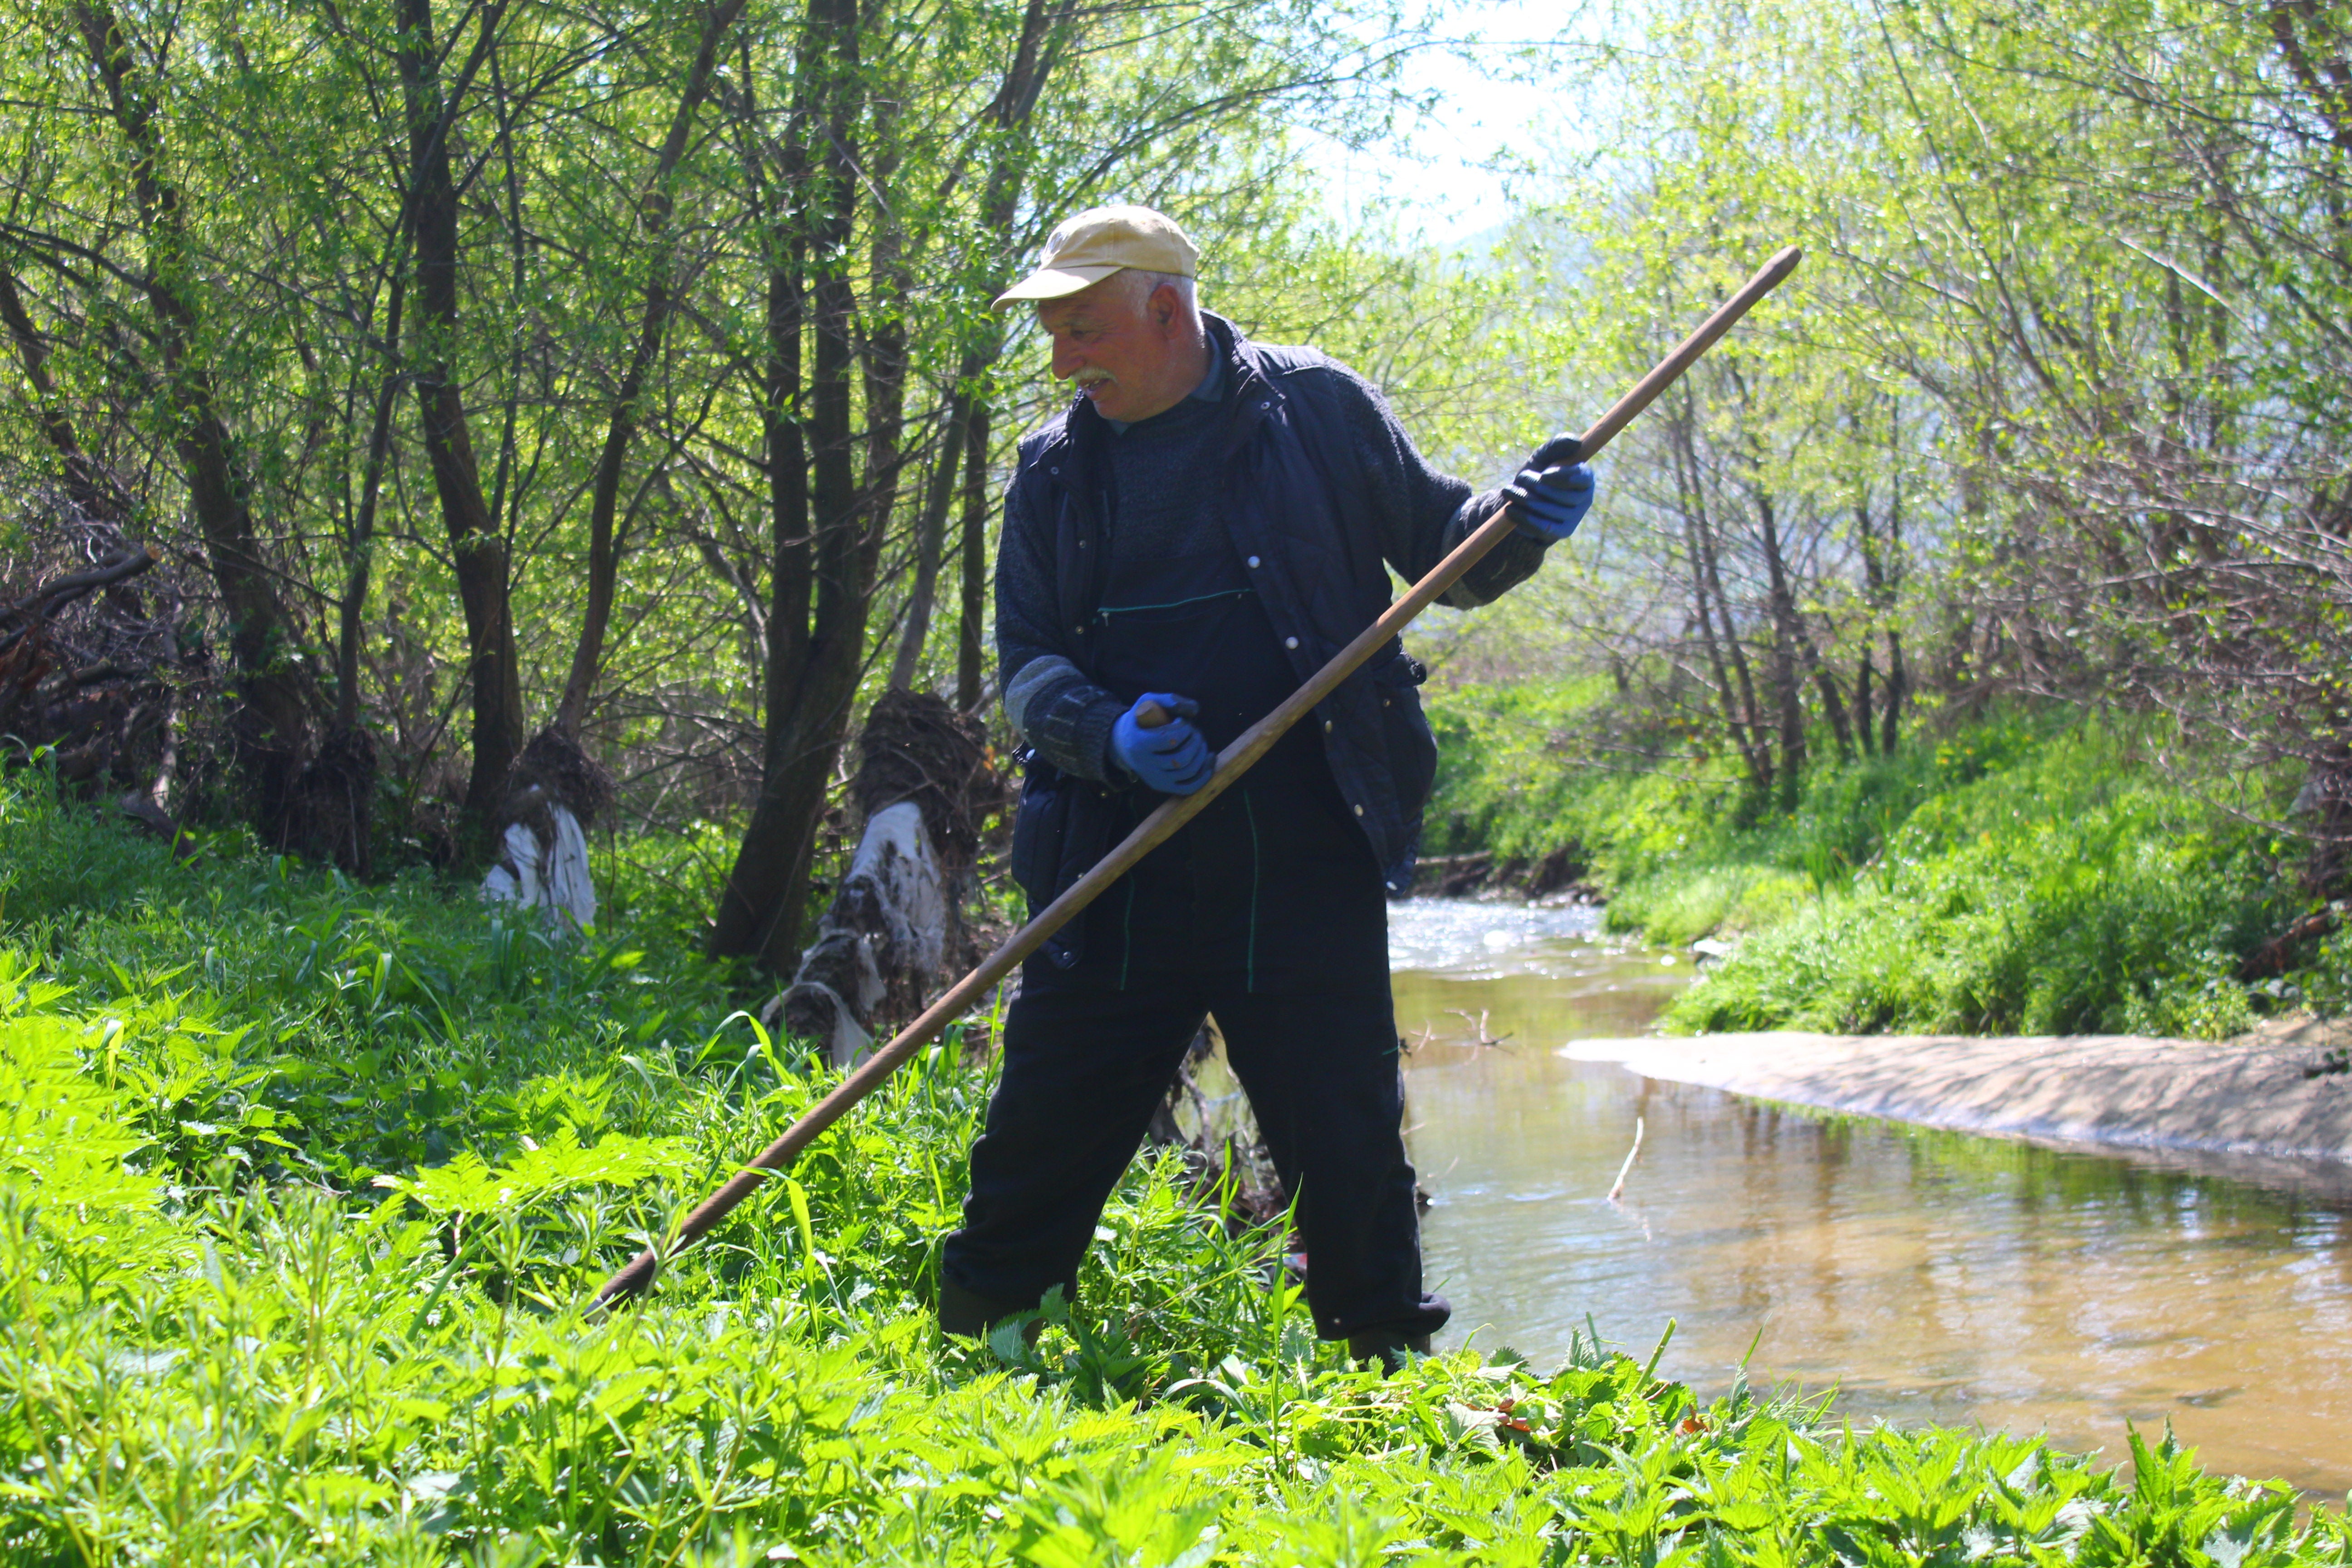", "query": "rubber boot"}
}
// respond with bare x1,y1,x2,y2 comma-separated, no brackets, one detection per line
1346,1326,1433,1375
937,1274,1055,1346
